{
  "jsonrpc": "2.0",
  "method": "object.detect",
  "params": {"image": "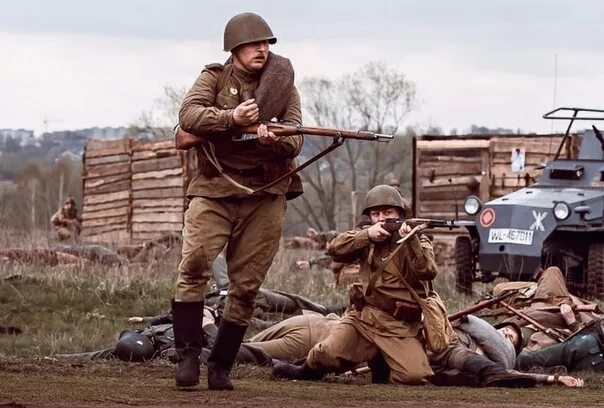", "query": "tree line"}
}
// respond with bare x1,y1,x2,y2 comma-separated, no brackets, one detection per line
1,61,417,236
